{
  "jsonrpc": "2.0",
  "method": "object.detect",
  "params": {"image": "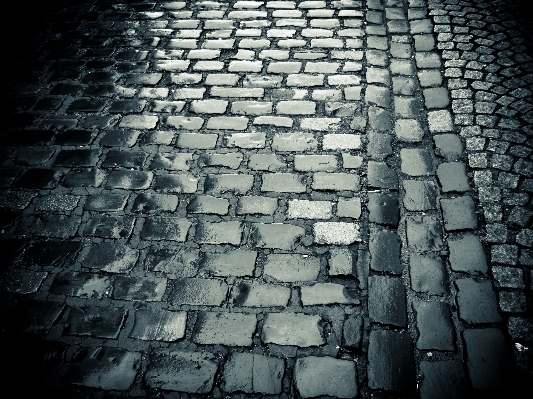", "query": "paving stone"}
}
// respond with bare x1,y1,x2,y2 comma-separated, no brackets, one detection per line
0,269,47,294
322,134,361,150
368,330,416,394
343,313,362,349
294,155,338,172
154,174,199,193
8,300,64,334
222,353,284,394
295,356,357,398
49,272,113,299
508,317,533,341
205,174,254,194
231,282,291,307
367,130,392,160
409,253,447,295
437,162,470,192
224,132,266,149
312,172,359,191
66,348,140,390
251,223,305,249
105,170,153,189
18,215,80,238
169,278,228,306
82,243,139,273
314,222,361,244
272,132,318,151
402,180,438,211
14,168,61,189
145,351,217,393
53,149,100,167
141,217,191,241
112,276,166,302
448,234,488,274
67,306,127,339
400,148,433,176
406,215,443,252
261,173,307,193
336,197,362,219
201,250,257,277
369,228,402,274
301,283,359,306
195,221,243,245
206,116,249,130
190,99,228,114
367,161,398,189
413,300,454,351
132,193,179,213
369,276,407,327
276,100,316,114
395,119,424,142
463,328,508,389
187,195,229,215
193,312,256,346
253,116,293,127
198,153,243,169
83,194,128,212
288,199,332,219
418,360,467,399
263,253,320,282
261,313,325,346
119,115,158,129
329,247,355,276
423,87,450,109
177,133,218,149
427,109,453,132
166,116,204,130
368,193,399,226
440,196,478,231
492,266,525,289
455,278,502,324
237,195,278,215
491,244,519,265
